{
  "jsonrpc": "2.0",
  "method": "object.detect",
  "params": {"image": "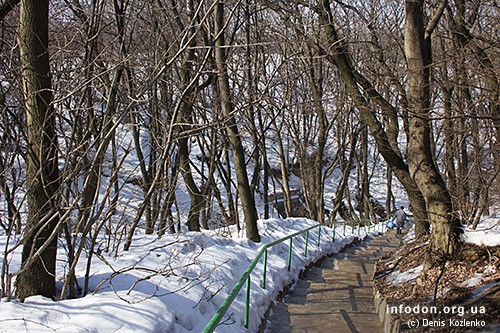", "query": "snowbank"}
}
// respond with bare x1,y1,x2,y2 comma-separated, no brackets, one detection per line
462,218,500,247
0,218,383,333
